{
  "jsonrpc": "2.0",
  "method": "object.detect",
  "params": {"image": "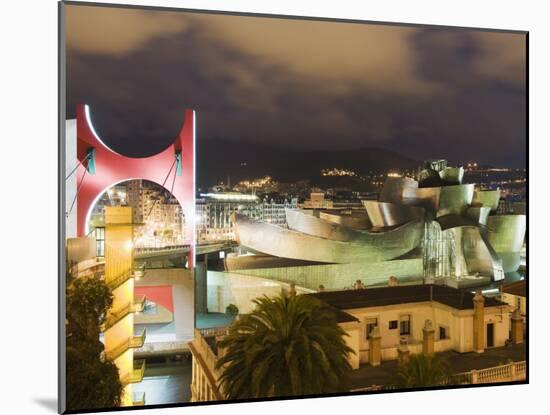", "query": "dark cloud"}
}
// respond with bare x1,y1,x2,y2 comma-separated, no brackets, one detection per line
66,5,526,168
